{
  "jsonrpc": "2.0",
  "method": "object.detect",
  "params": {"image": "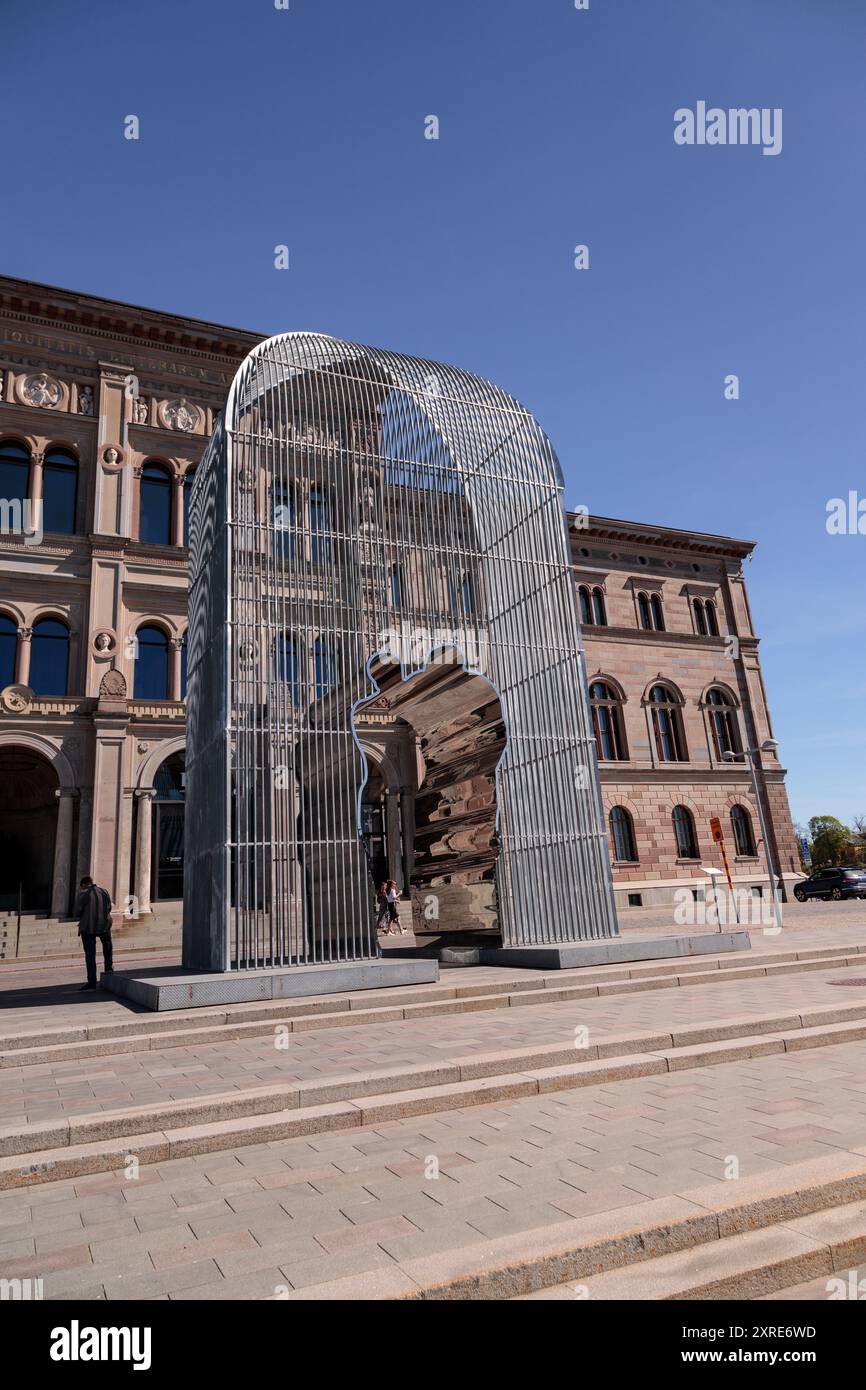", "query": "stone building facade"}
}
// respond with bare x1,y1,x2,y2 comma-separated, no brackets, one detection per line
0,276,799,925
